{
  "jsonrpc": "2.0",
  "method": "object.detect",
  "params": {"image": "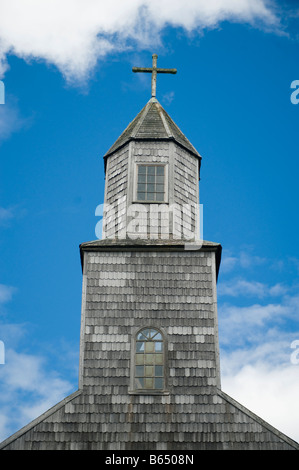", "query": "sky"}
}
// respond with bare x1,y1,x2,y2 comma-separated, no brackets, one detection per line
0,0,299,445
